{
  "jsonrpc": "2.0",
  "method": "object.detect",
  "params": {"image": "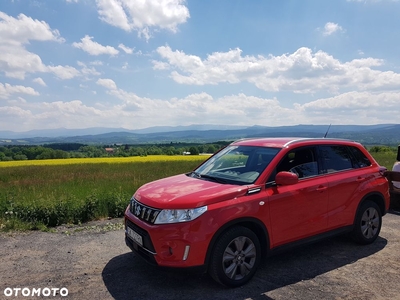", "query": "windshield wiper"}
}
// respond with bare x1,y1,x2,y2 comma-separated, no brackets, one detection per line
189,171,202,178
197,173,228,184
189,171,227,184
